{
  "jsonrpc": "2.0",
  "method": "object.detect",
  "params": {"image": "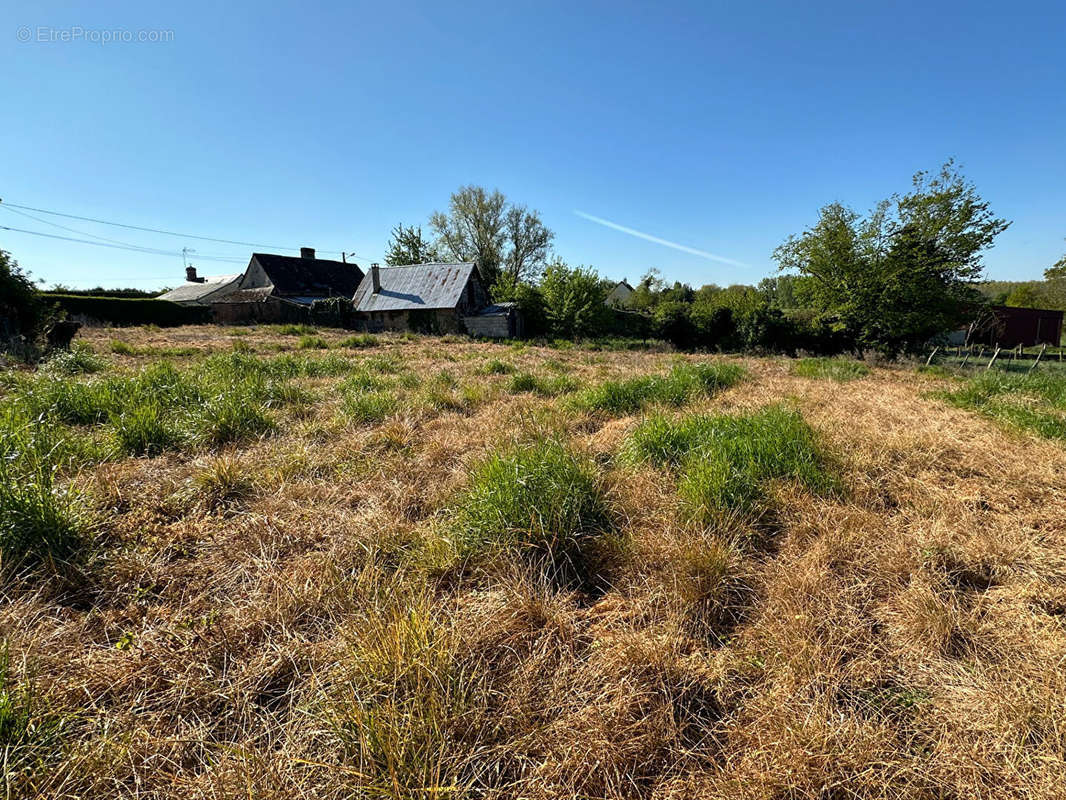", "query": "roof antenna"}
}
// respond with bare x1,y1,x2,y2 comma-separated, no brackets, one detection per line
182,247,196,268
